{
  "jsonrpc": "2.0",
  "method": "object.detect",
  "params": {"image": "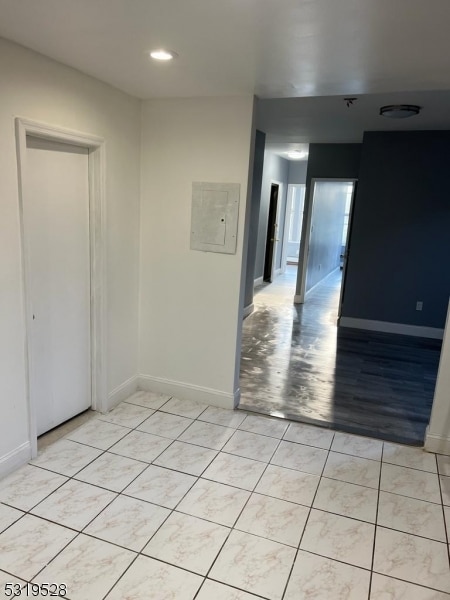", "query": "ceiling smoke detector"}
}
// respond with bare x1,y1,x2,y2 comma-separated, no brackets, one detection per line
380,104,421,118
